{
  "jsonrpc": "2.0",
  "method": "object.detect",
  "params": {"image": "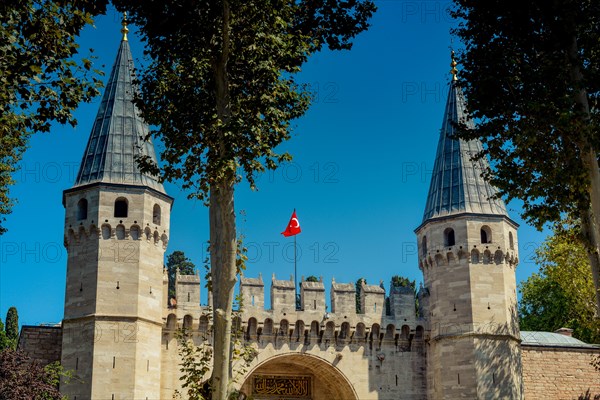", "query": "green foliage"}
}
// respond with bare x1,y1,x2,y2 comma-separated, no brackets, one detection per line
112,3,374,398
166,251,197,298
174,329,213,400
4,307,18,349
450,0,600,310
390,275,415,289
305,275,319,282
0,349,69,400
0,1,106,234
519,221,600,344
450,0,600,229
0,319,10,351
116,0,376,200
